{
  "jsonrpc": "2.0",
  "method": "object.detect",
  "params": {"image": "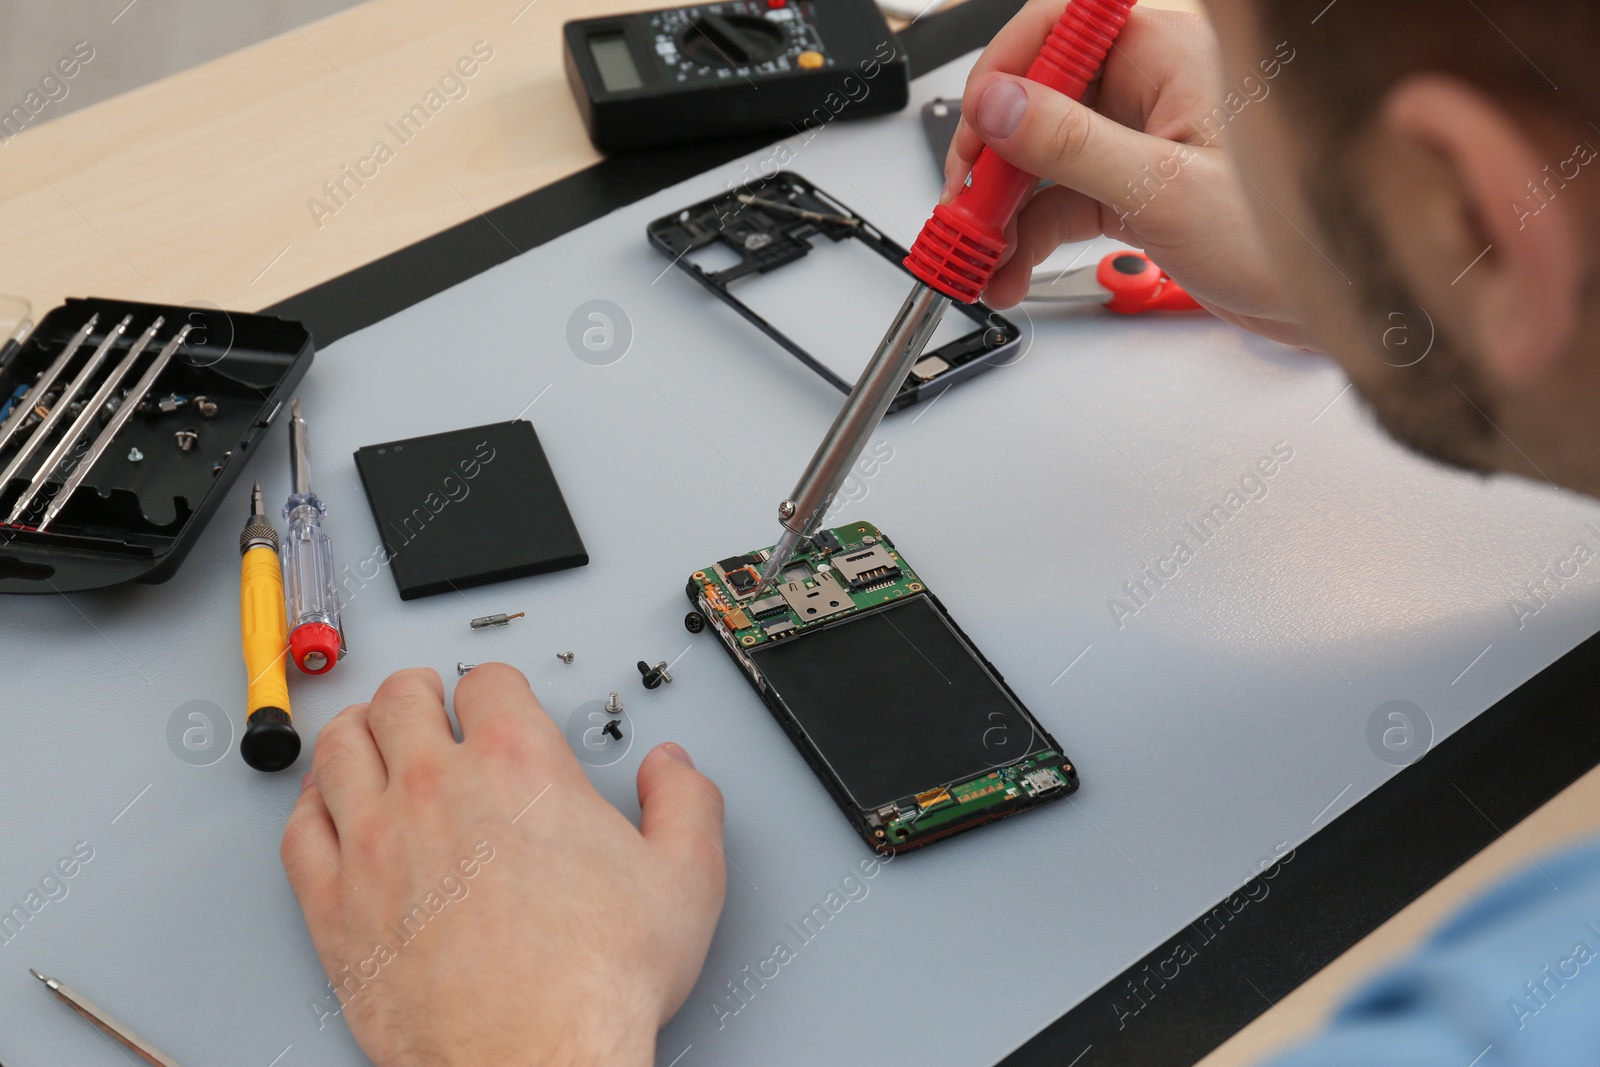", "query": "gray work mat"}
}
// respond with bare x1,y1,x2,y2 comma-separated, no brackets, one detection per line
4,52,1600,1067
